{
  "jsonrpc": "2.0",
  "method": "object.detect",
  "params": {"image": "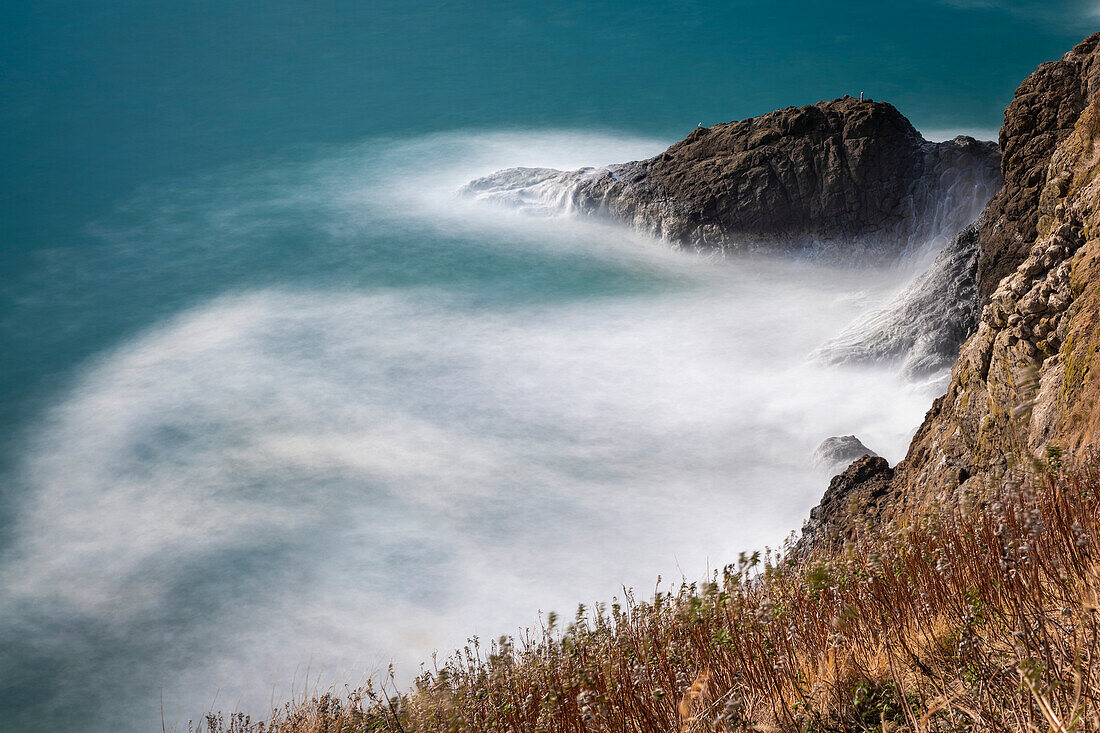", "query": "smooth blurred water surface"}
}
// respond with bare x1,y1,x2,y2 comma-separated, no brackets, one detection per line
1,2,1097,731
